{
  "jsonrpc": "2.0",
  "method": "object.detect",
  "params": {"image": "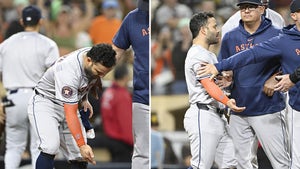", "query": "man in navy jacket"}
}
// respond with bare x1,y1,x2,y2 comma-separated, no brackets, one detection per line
198,1,300,168
216,0,290,168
